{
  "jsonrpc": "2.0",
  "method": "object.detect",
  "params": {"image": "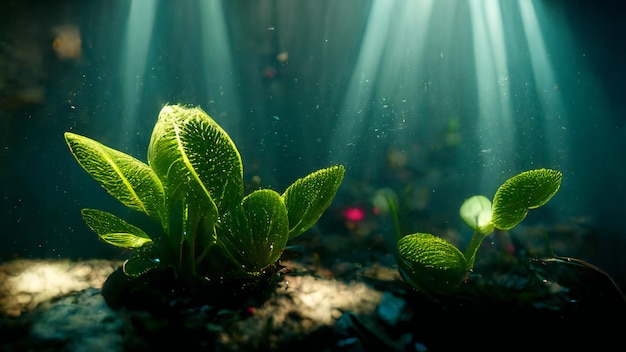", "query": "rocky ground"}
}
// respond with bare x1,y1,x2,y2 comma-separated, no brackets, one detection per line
1,226,625,351
0,255,397,352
